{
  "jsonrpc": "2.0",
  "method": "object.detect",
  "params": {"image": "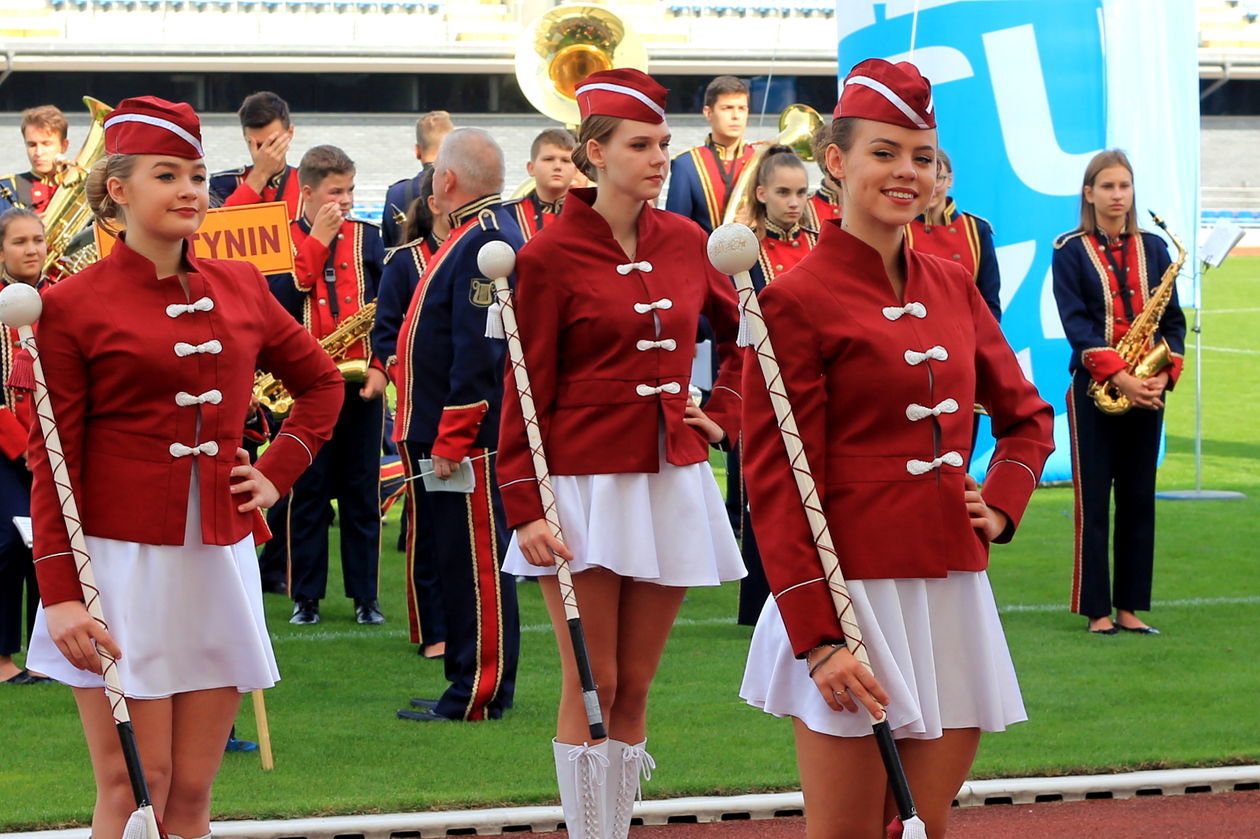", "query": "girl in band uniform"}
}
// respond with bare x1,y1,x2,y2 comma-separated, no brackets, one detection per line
734,146,818,626
1051,149,1185,636
739,60,1054,839
497,68,745,839
22,97,342,839
0,208,48,685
